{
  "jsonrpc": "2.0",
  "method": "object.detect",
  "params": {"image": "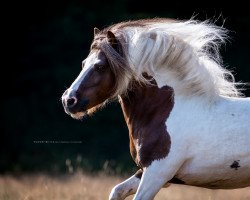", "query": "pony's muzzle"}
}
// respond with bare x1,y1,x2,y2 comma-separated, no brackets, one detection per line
62,89,78,111
62,89,89,113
